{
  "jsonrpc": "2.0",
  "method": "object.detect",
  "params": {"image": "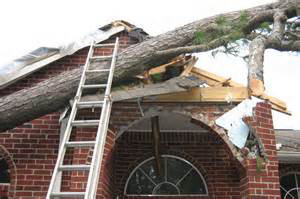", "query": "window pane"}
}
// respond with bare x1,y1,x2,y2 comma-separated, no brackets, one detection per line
178,169,206,194
153,183,179,195
125,156,207,196
140,159,164,184
167,157,191,184
126,169,155,195
0,159,10,183
284,189,298,199
281,174,296,193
